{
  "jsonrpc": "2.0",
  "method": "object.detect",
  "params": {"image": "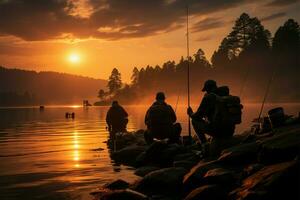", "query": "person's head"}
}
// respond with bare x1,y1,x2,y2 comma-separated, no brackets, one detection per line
202,80,217,93
217,86,230,96
156,92,165,102
112,101,119,107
